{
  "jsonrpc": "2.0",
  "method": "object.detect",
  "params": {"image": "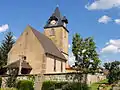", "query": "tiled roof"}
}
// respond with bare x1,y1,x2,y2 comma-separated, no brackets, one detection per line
29,26,66,61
